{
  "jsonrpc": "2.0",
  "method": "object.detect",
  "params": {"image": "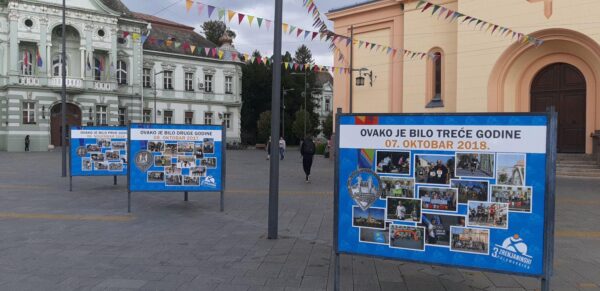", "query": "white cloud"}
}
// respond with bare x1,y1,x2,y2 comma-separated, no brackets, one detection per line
121,0,348,66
